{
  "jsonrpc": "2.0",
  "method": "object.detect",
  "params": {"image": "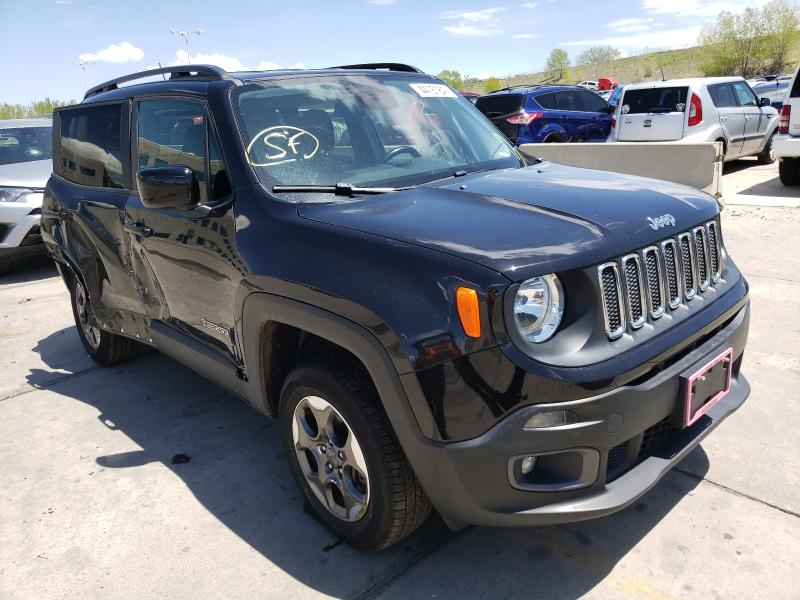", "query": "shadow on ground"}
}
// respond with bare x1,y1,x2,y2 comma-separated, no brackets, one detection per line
27,327,709,599
0,256,57,286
